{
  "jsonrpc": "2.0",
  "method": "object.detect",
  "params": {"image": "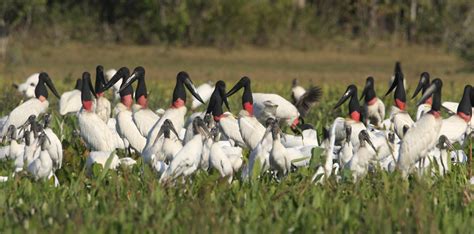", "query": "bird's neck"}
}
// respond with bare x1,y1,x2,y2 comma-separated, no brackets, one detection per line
82,100,93,112
121,94,133,109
